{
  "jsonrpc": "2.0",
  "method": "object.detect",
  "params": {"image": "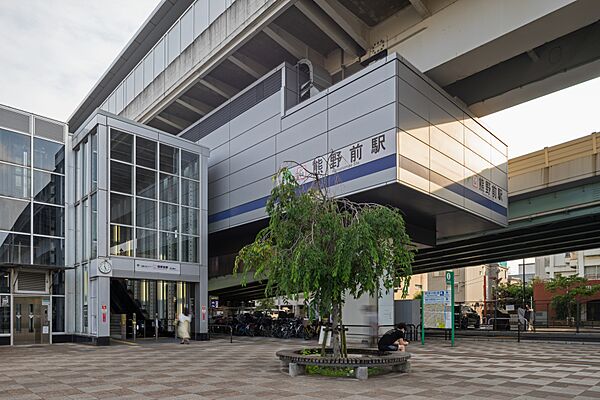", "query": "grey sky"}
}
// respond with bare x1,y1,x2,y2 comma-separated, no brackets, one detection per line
1,1,599,159
0,0,157,121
